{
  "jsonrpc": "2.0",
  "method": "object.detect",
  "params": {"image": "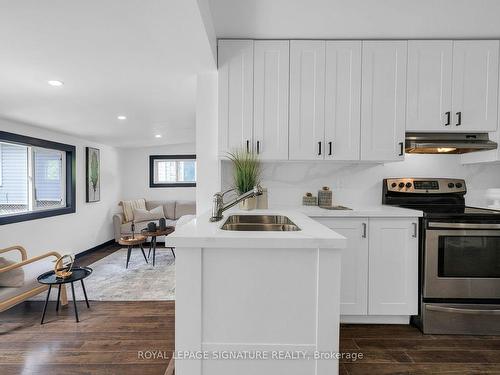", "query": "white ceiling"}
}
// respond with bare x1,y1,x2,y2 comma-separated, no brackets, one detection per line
0,0,216,147
209,0,500,39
